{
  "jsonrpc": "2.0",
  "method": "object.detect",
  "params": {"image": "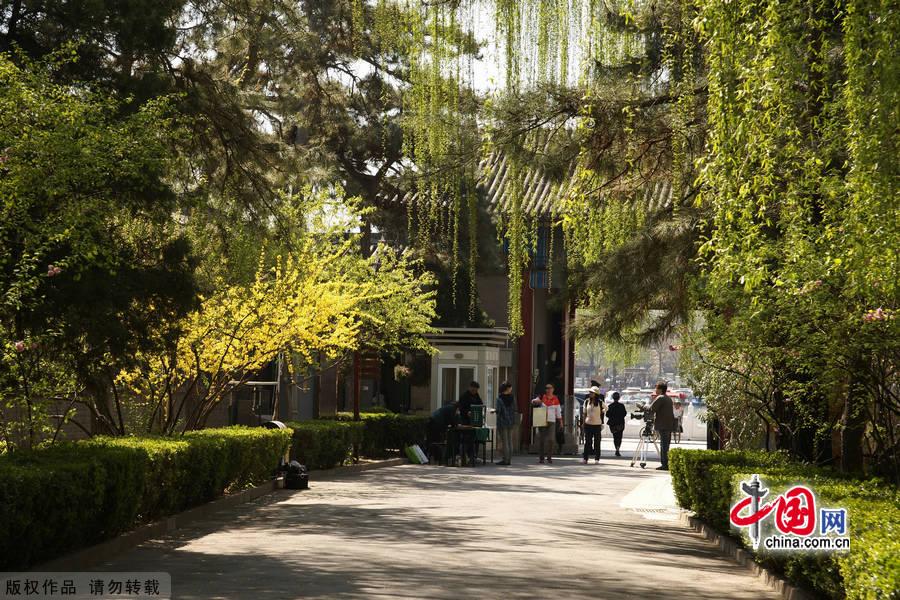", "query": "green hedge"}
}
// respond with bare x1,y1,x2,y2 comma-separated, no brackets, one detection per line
669,449,792,529
0,426,292,570
333,412,428,458
285,420,365,470
669,449,900,599
286,413,428,467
